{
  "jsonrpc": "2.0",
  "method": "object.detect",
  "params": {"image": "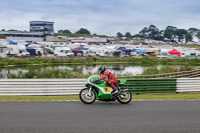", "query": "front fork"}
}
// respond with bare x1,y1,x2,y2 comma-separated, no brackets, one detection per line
88,86,92,96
